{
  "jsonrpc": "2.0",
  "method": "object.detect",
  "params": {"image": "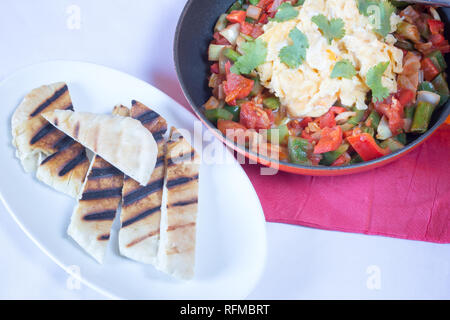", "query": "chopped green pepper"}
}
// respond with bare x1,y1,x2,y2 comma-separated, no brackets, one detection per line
379,138,405,152
362,126,375,137
395,39,414,51
267,124,289,145
411,101,435,133
348,109,366,126
224,105,241,122
227,0,244,13
263,97,281,110
404,105,416,120
288,136,312,165
223,48,241,62
205,108,233,124
250,77,263,96
426,50,447,72
432,74,450,107
349,154,363,164
319,144,349,166
418,81,435,92
393,133,407,145
366,110,381,130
